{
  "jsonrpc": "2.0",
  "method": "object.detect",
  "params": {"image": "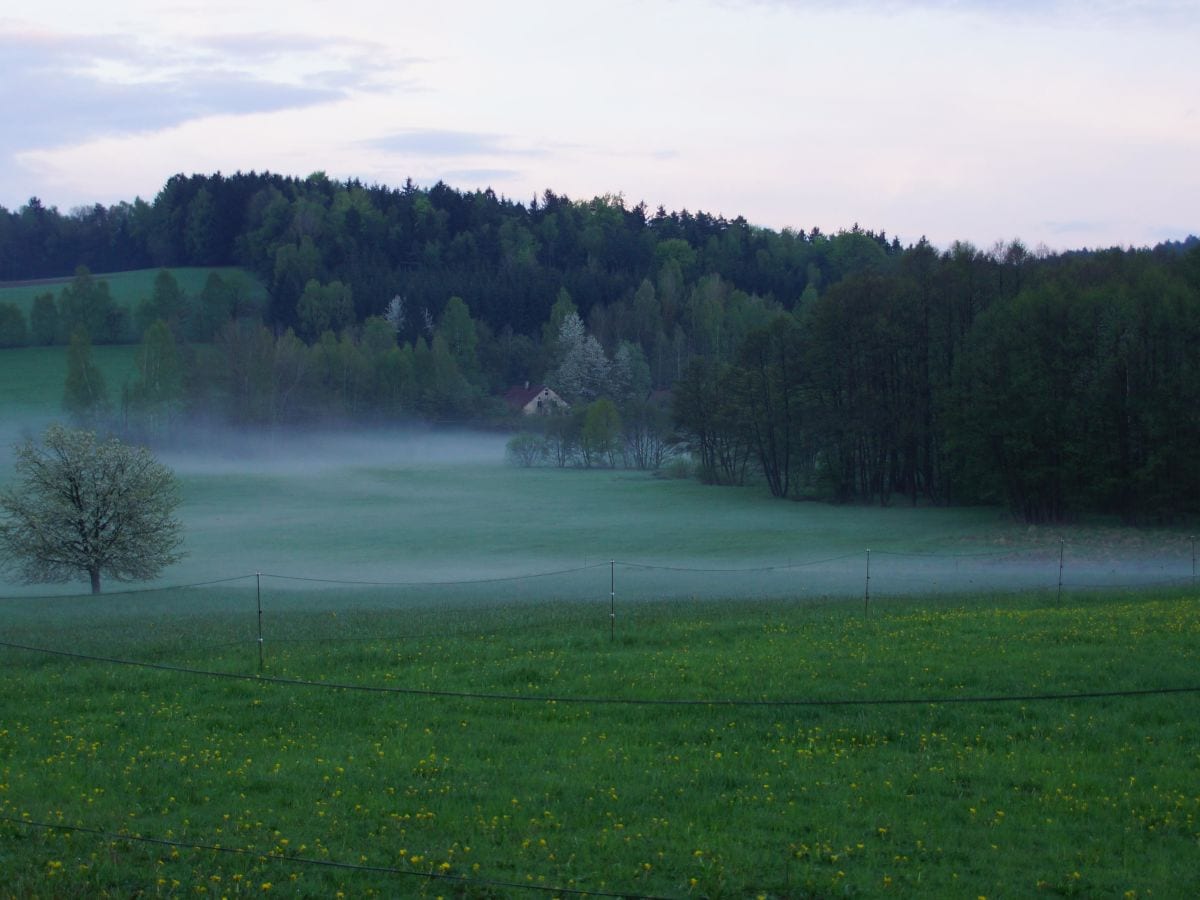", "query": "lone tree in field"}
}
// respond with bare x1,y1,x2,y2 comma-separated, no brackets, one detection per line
0,425,184,594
